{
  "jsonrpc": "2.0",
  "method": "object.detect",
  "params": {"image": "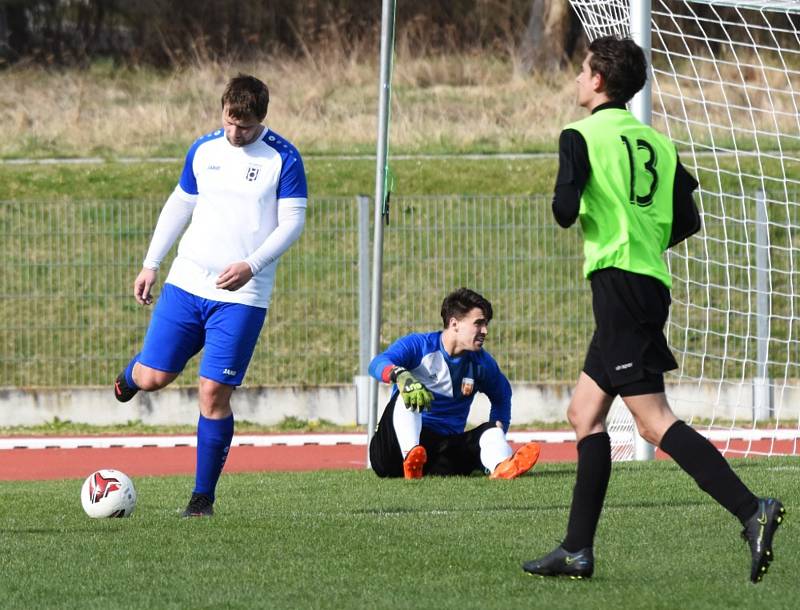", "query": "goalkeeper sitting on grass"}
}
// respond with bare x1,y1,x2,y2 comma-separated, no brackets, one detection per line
368,287,540,480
